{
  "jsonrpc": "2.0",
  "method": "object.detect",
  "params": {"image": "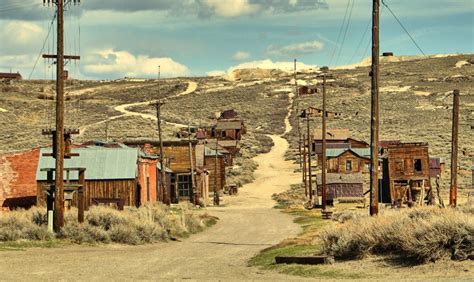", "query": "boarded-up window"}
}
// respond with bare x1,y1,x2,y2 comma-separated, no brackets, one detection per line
395,160,404,172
